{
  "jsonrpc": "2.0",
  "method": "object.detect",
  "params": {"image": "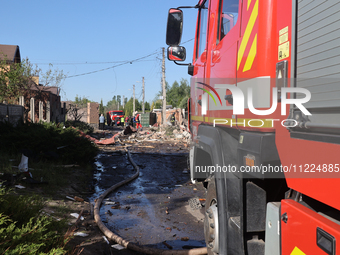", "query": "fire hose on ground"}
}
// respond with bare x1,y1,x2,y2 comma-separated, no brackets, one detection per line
94,149,208,255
